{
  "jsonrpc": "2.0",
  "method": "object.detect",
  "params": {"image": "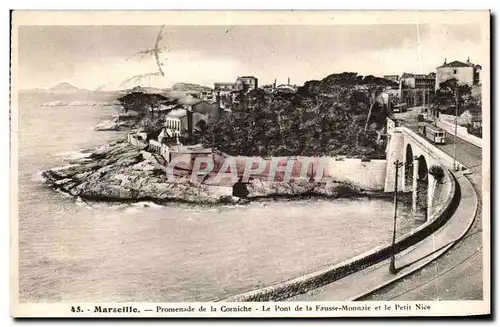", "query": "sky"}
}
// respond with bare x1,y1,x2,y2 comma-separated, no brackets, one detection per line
17,24,485,90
